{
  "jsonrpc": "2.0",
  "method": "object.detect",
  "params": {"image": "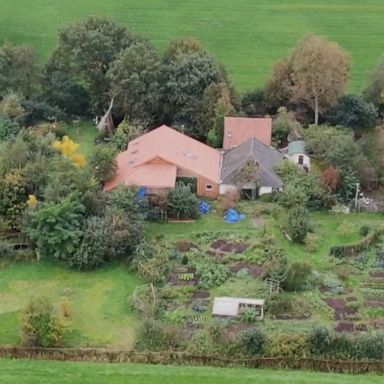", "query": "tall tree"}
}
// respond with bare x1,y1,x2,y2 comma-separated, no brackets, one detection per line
195,82,237,144
42,61,90,117
325,94,377,133
0,92,25,124
50,17,139,113
159,38,225,134
107,41,161,123
0,43,39,98
364,57,384,116
264,59,293,112
290,34,350,125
